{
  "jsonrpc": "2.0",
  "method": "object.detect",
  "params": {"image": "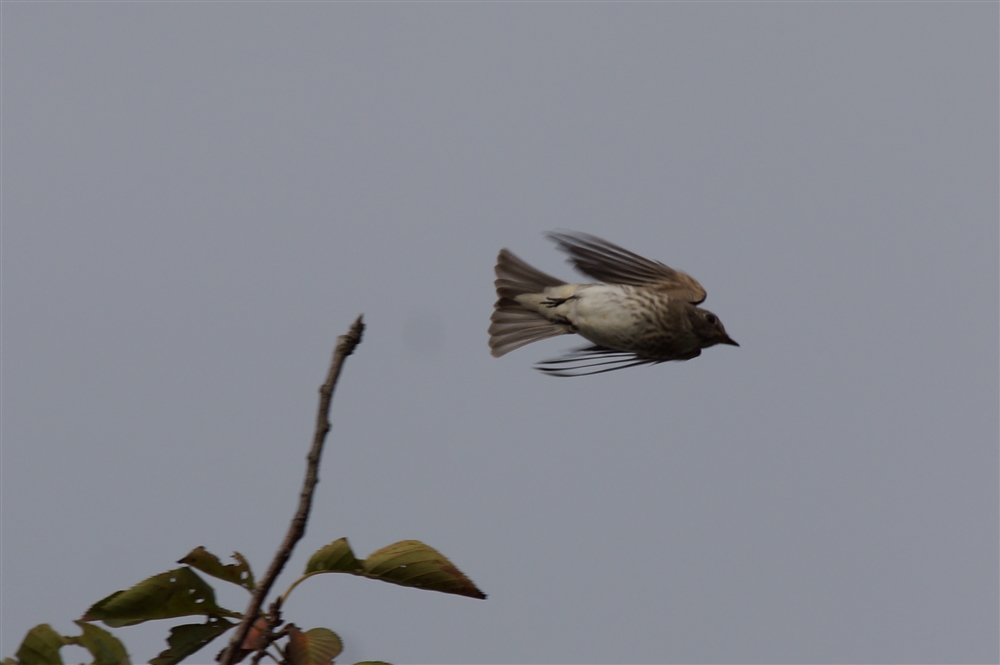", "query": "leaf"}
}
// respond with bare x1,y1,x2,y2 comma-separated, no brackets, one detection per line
240,616,270,651
177,546,255,591
351,662,394,665
68,621,130,665
81,567,238,627
220,616,270,665
14,624,67,665
148,618,234,665
304,538,363,575
286,626,343,665
362,541,486,599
